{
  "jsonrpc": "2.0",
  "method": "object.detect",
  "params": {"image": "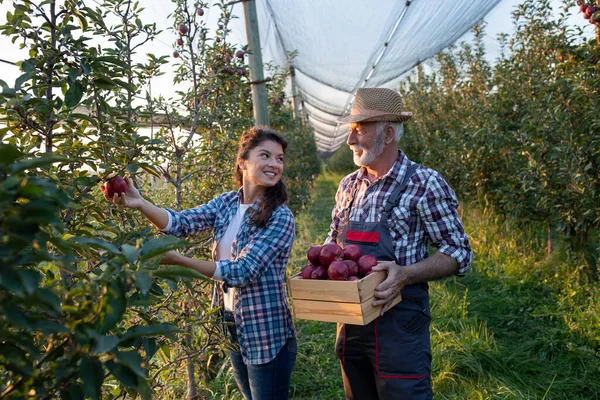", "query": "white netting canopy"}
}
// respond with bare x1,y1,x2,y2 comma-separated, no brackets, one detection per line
250,0,503,154
0,0,507,154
